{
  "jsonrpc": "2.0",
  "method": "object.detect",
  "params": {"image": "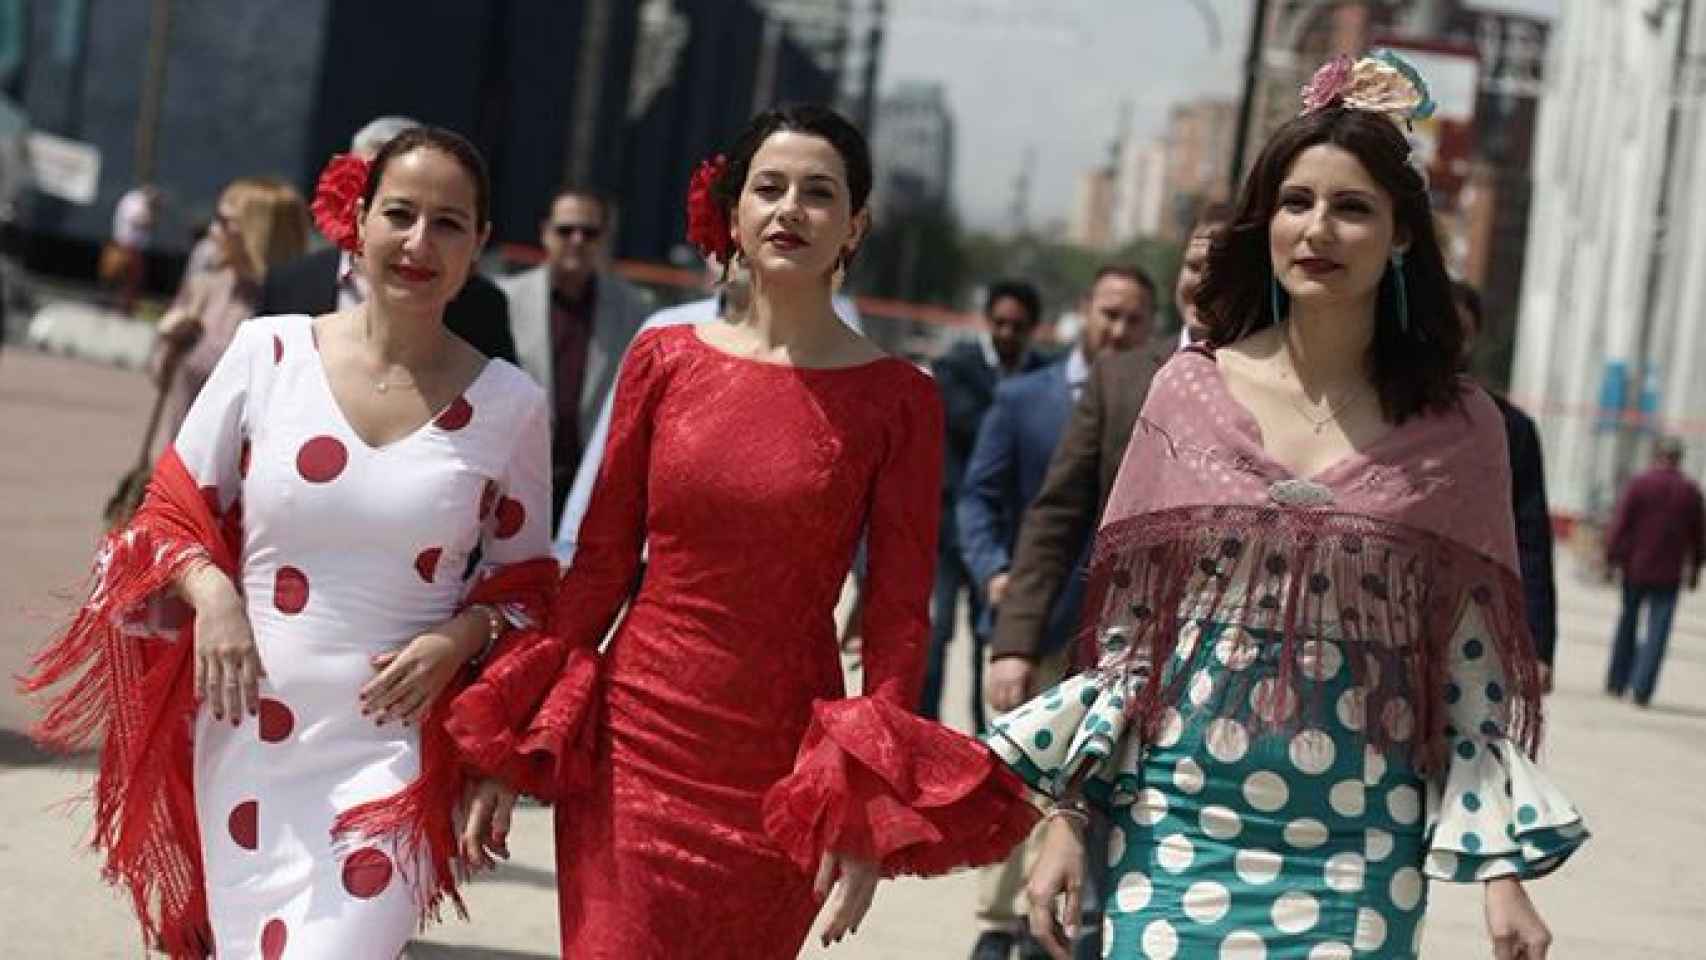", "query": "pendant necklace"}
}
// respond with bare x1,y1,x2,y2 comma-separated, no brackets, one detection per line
1280,326,1369,434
